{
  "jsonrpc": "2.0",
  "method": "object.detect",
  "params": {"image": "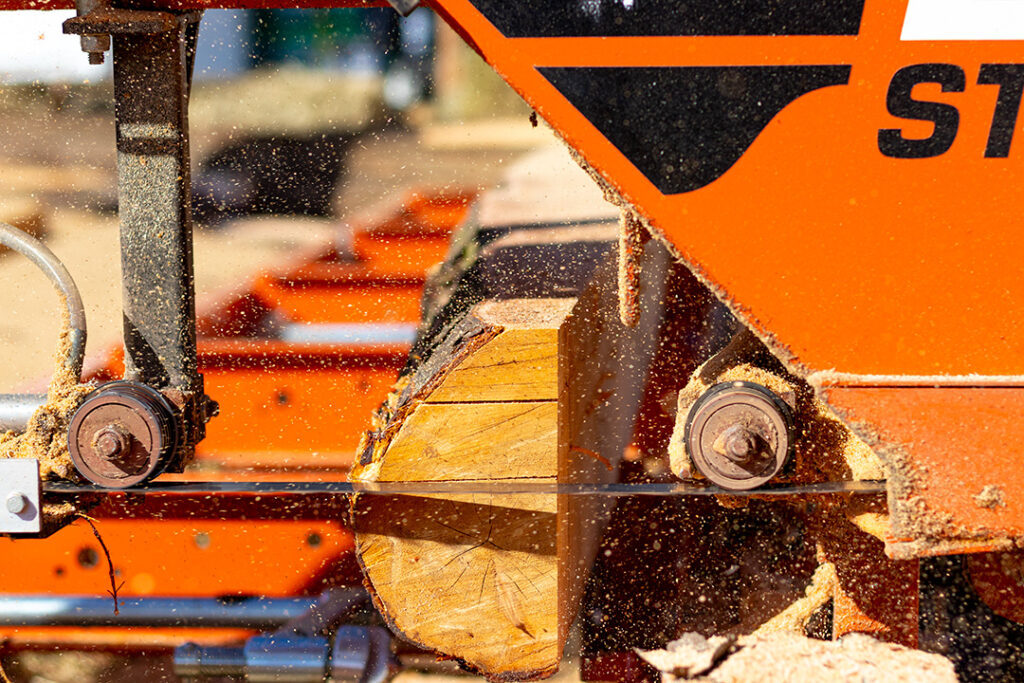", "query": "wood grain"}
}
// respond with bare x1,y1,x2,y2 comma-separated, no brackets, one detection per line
352,298,572,679
352,243,670,679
